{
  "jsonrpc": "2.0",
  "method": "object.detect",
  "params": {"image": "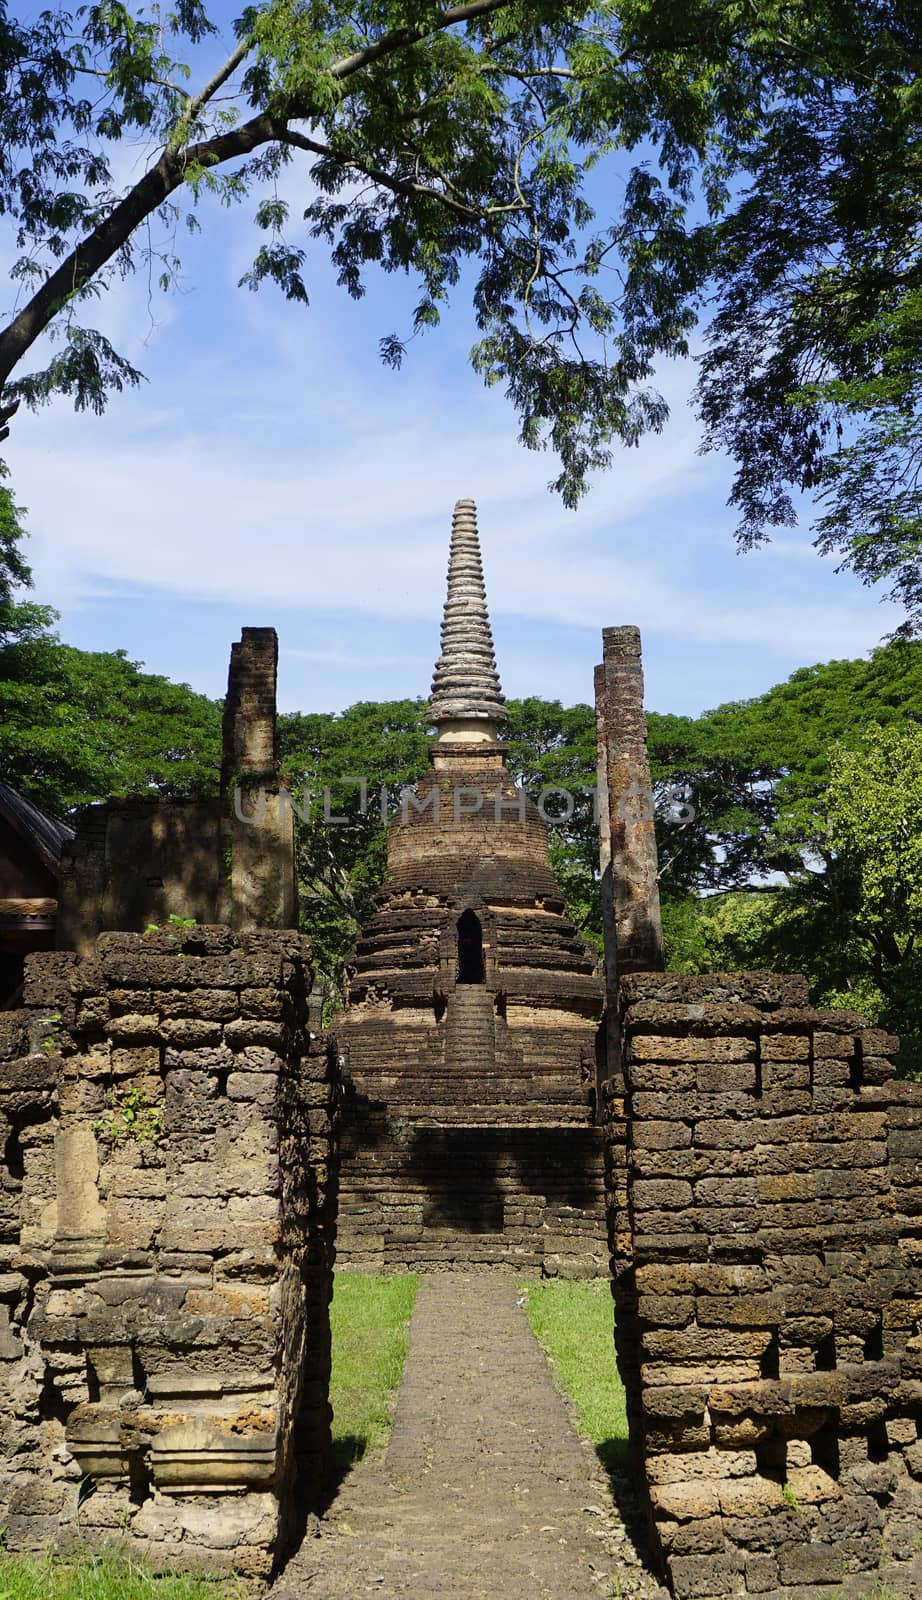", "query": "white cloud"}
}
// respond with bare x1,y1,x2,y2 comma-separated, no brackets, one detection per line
1,221,904,722
9,366,898,671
